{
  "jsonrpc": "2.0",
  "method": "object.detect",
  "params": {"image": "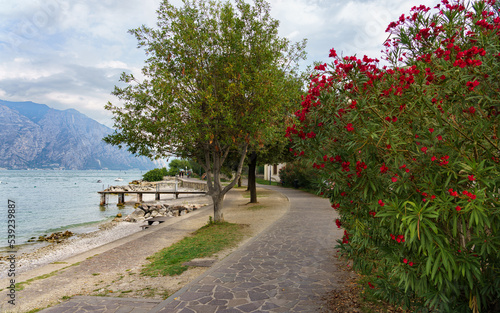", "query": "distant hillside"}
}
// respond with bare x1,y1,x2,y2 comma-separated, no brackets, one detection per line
0,100,155,170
